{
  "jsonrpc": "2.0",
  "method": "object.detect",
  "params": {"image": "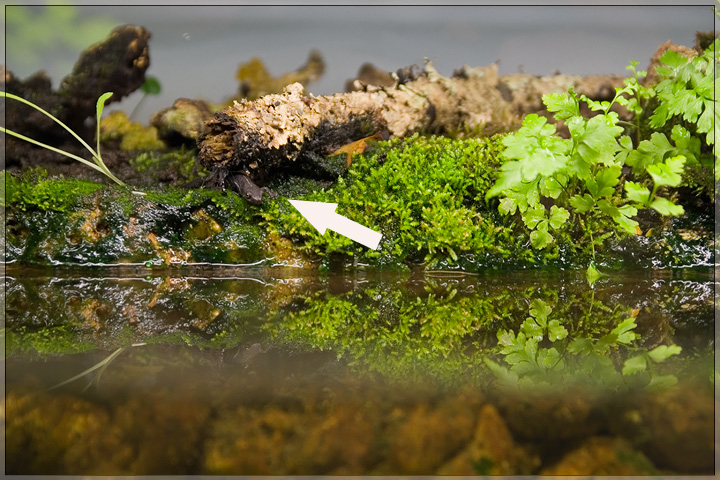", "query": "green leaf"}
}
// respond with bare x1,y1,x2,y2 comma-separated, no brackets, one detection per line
141,75,162,95
582,95,611,112
538,347,562,369
611,317,638,345
567,337,592,354
617,204,638,218
529,299,552,321
669,125,696,154
649,197,684,216
497,329,516,347
696,99,717,138
668,89,703,123
566,151,593,180
95,91,113,157
586,165,621,198
614,214,640,234
659,48,690,70
569,194,595,213
484,358,519,385
487,161,523,199
576,115,623,166
627,132,674,171
586,262,603,286
522,205,546,229
649,99,671,128
622,354,647,375
522,318,544,342
598,199,638,234
547,319,567,342
624,181,651,204
544,90,579,120
647,344,682,363
614,135,634,165
647,155,685,187
521,143,569,181
530,229,553,249
540,176,565,199
646,374,678,392
548,205,569,230
498,196,519,216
